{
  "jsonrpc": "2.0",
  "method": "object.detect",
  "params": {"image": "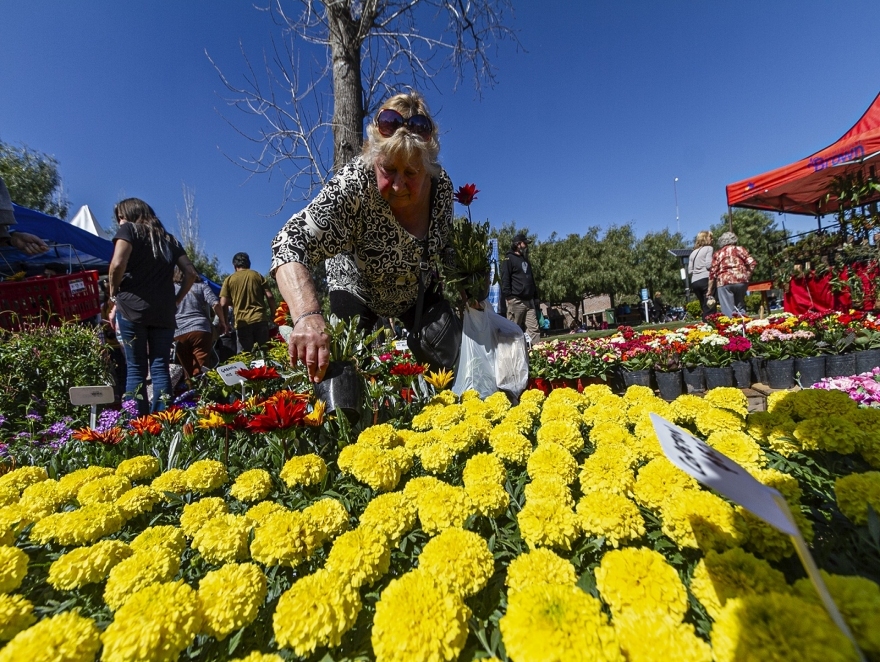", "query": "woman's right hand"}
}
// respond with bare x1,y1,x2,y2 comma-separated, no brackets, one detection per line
288,314,330,383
